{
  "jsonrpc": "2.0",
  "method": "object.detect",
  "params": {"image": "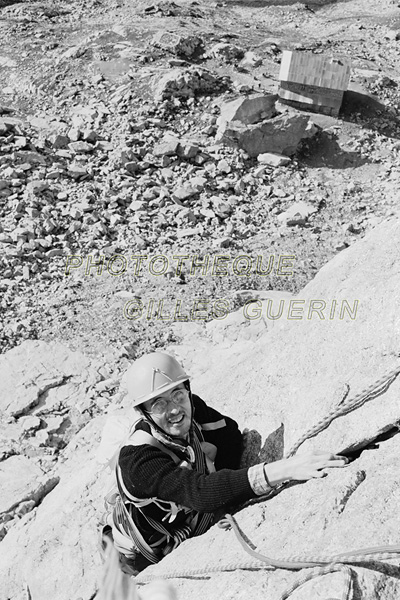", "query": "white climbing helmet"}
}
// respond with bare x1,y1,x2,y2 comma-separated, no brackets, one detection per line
125,352,190,407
